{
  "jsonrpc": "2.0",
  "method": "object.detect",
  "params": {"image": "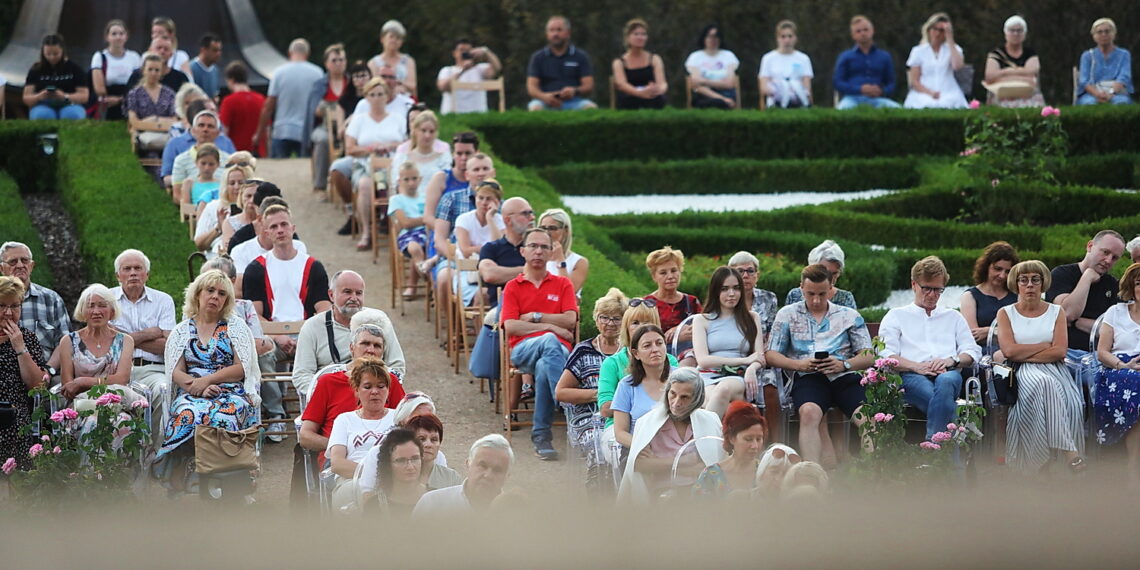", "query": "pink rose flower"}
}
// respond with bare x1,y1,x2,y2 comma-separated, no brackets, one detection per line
920,441,942,451
52,446,61,454
873,412,886,422
61,408,78,421
931,431,952,444
968,99,981,109
95,393,123,407
2,457,16,475
41,435,51,442
130,399,149,409
28,443,43,458
860,378,869,386
946,423,958,431
958,426,967,433
883,414,894,422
